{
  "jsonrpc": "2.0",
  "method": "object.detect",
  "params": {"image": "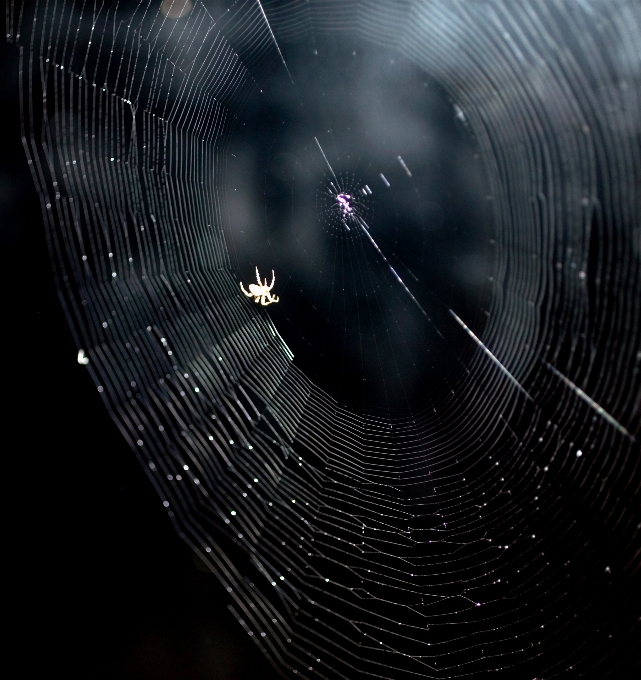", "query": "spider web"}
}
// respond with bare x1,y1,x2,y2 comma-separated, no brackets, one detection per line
9,0,641,677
